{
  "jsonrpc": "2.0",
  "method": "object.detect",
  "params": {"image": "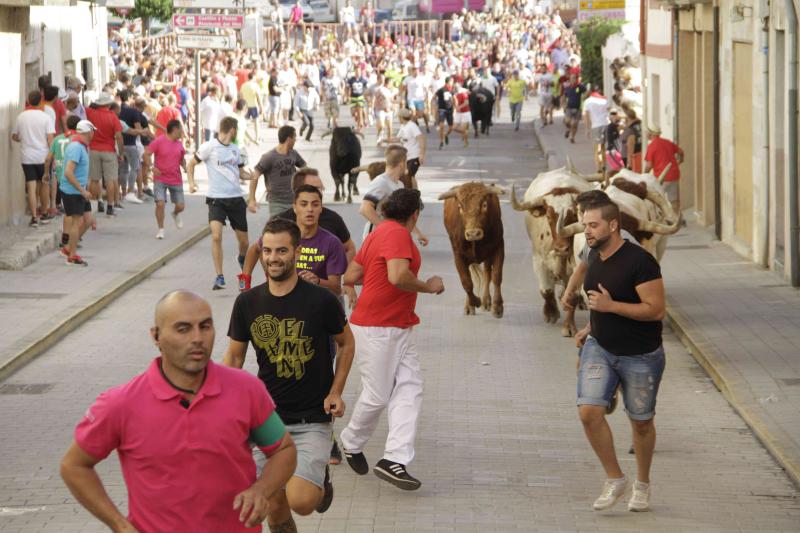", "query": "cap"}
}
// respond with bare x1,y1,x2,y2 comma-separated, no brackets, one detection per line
93,92,114,106
398,108,413,120
647,124,662,136
75,120,96,133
